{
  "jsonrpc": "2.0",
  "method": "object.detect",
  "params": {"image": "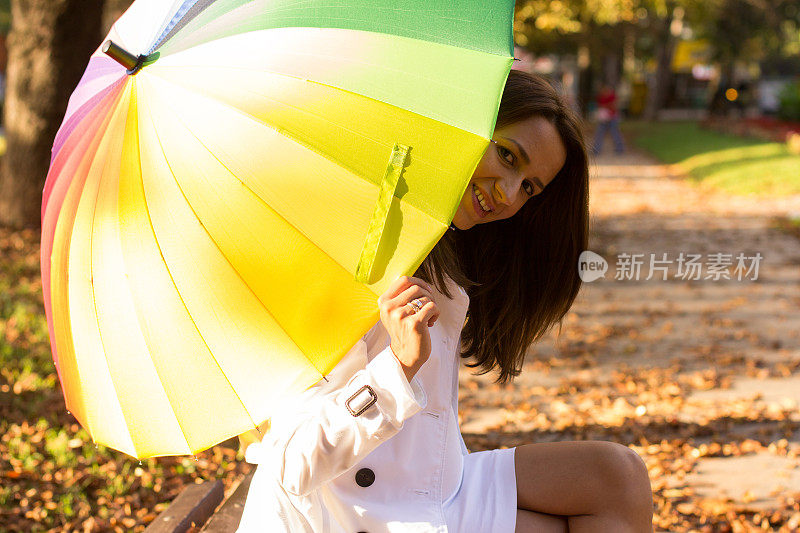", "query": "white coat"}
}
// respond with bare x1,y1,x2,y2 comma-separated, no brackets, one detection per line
237,279,517,532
